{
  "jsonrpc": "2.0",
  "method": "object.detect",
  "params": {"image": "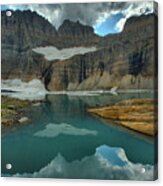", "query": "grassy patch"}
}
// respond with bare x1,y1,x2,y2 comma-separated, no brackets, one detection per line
1,96,33,127
88,98,158,136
